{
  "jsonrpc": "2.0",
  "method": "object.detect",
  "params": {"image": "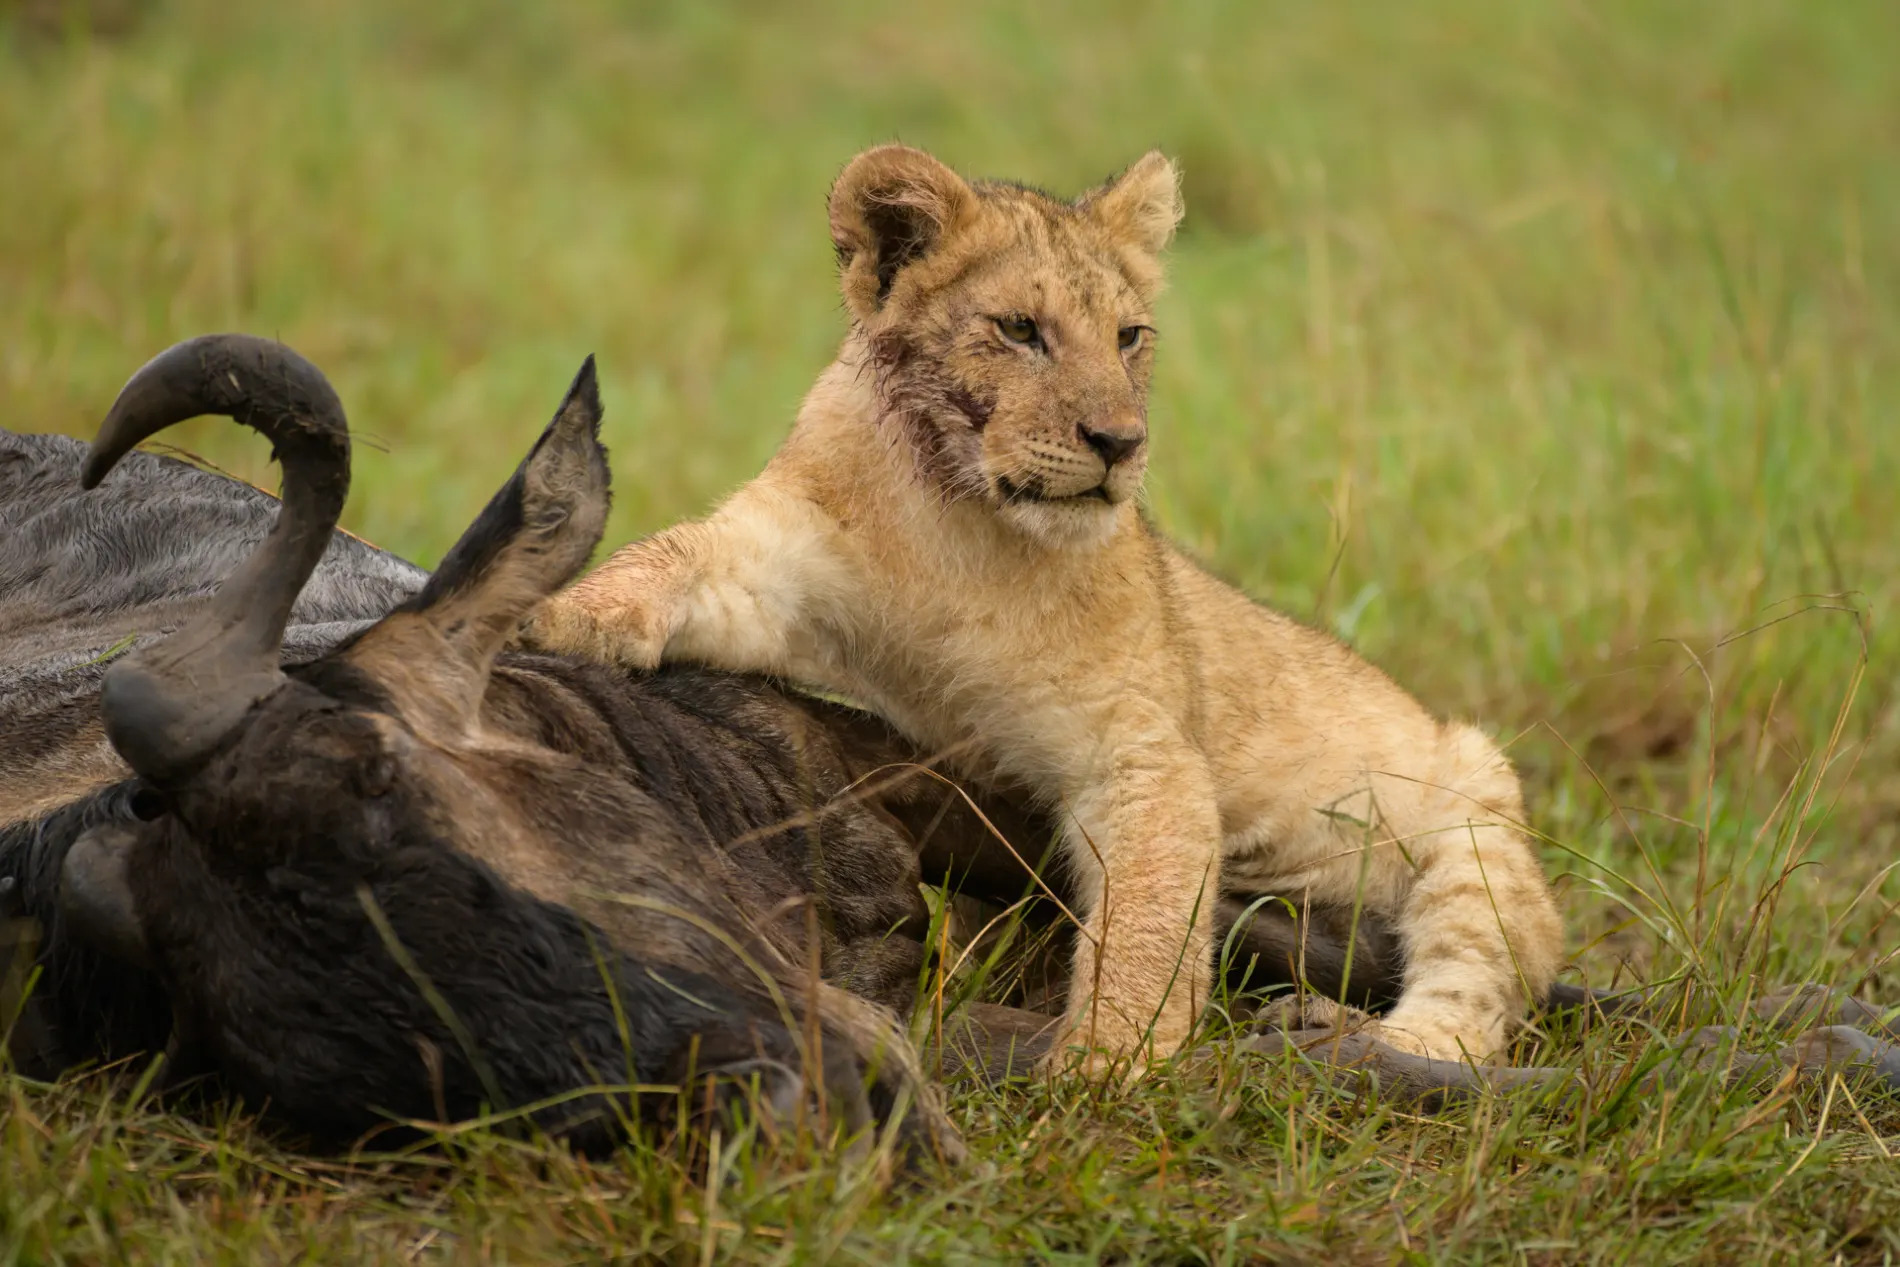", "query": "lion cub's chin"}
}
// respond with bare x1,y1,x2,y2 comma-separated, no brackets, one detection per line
993,494,1127,551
